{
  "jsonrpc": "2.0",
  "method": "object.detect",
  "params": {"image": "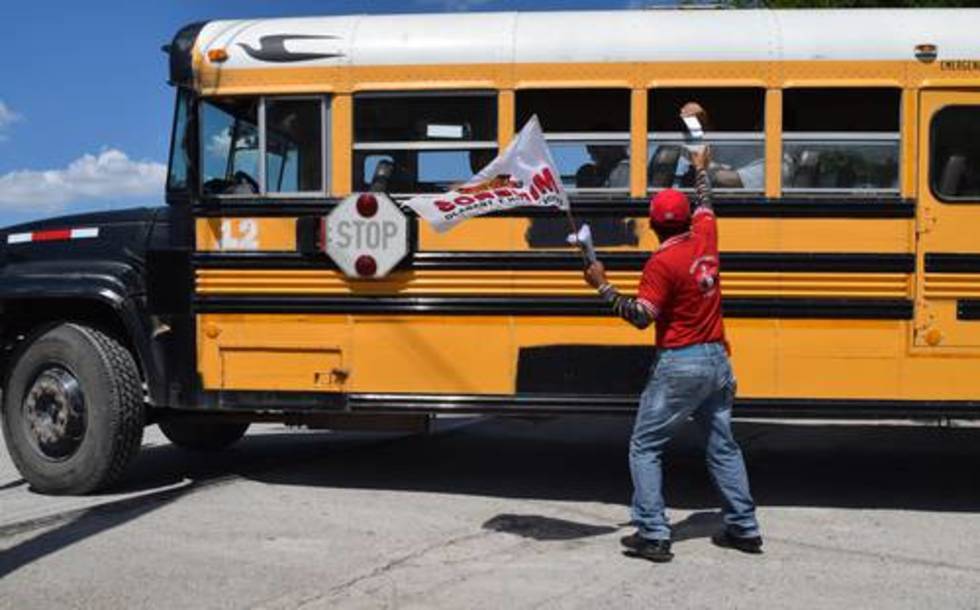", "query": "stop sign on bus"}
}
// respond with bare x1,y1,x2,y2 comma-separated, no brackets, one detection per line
324,193,408,278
